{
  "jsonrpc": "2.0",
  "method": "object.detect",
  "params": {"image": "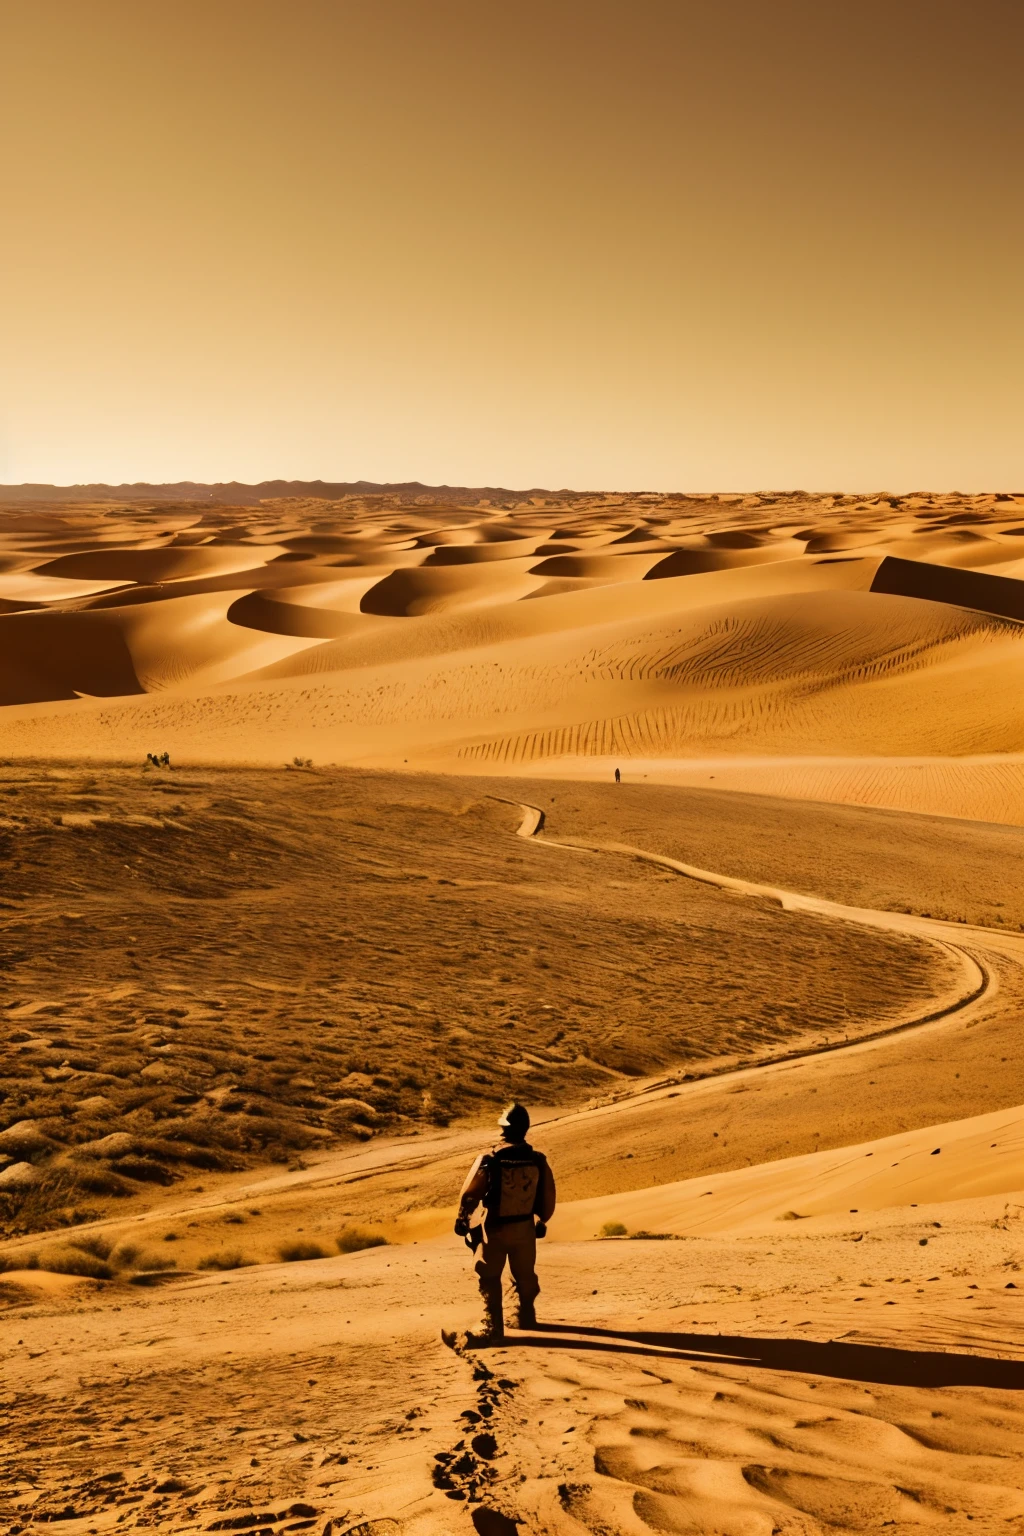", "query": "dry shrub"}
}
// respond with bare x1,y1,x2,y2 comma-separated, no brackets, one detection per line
37,1247,113,1280
67,1234,114,1260
336,1227,388,1254
56,1205,103,1228
134,1252,177,1272
67,1164,135,1198
108,1156,178,1186
1,1166,120,1237
196,1250,253,1271
277,1240,327,1263
0,1252,39,1273
599,1221,628,1238
178,1146,237,1171
244,1117,322,1152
